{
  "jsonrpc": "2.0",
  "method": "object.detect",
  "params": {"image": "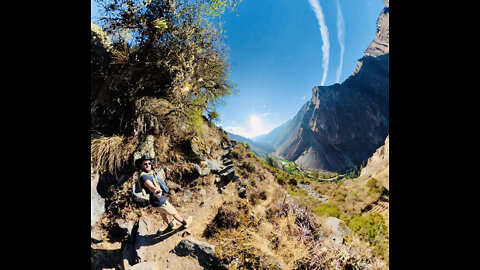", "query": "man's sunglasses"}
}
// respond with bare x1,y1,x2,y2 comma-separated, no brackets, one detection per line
143,162,151,166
